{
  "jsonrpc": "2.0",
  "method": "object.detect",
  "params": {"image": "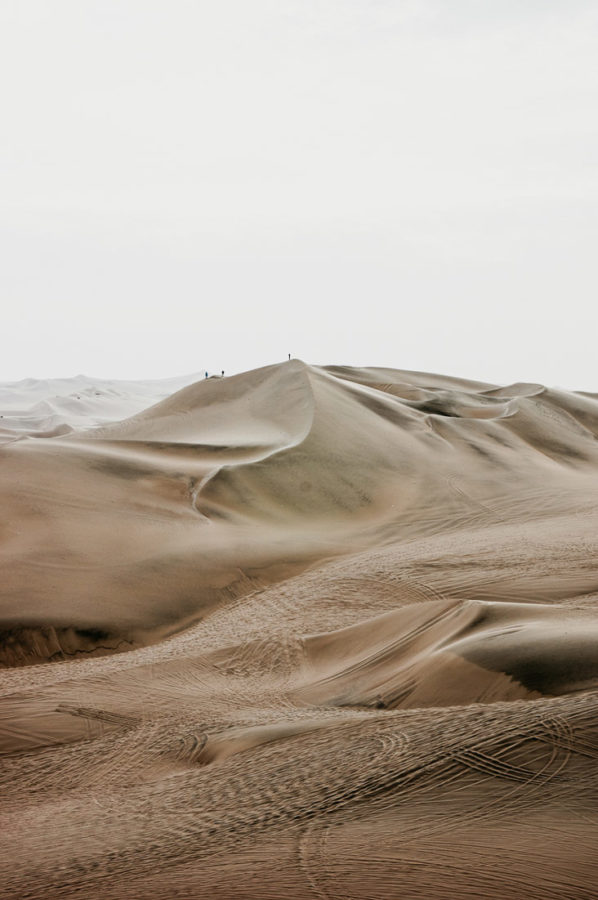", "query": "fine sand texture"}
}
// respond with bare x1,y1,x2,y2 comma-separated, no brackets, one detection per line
2,360,598,898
